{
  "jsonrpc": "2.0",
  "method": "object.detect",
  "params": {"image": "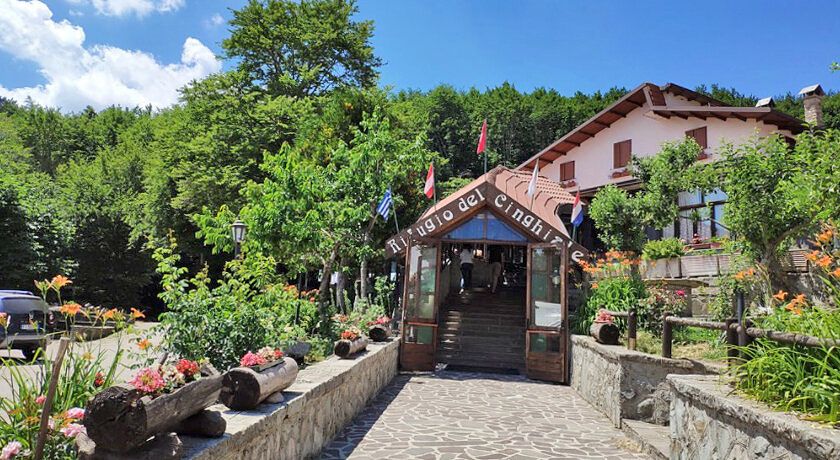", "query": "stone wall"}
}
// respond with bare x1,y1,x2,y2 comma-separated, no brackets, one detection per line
570,335,718,428
669,374,840,460
182,340,400,460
